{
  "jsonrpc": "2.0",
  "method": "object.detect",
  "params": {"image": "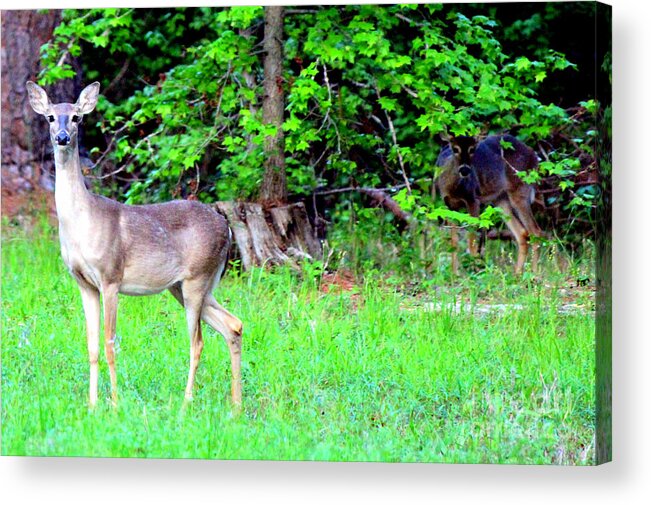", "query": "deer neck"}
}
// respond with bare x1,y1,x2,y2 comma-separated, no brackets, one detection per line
54,143,92,223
